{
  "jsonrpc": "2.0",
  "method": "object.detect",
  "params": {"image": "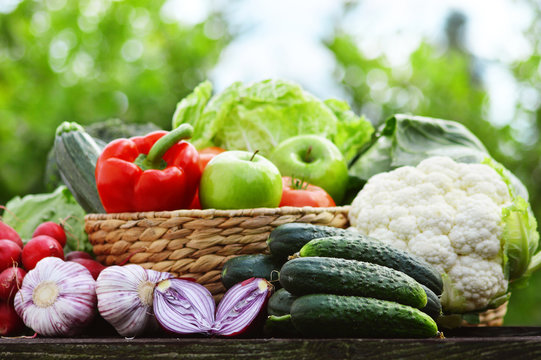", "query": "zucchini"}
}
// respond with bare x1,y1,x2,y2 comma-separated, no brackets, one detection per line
54,122,106,213
420,284,442,320
299,235,443,295
221,254,282,289
267,288,297,317
267,223,350,261
290,294,439,338
280,257,427,309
